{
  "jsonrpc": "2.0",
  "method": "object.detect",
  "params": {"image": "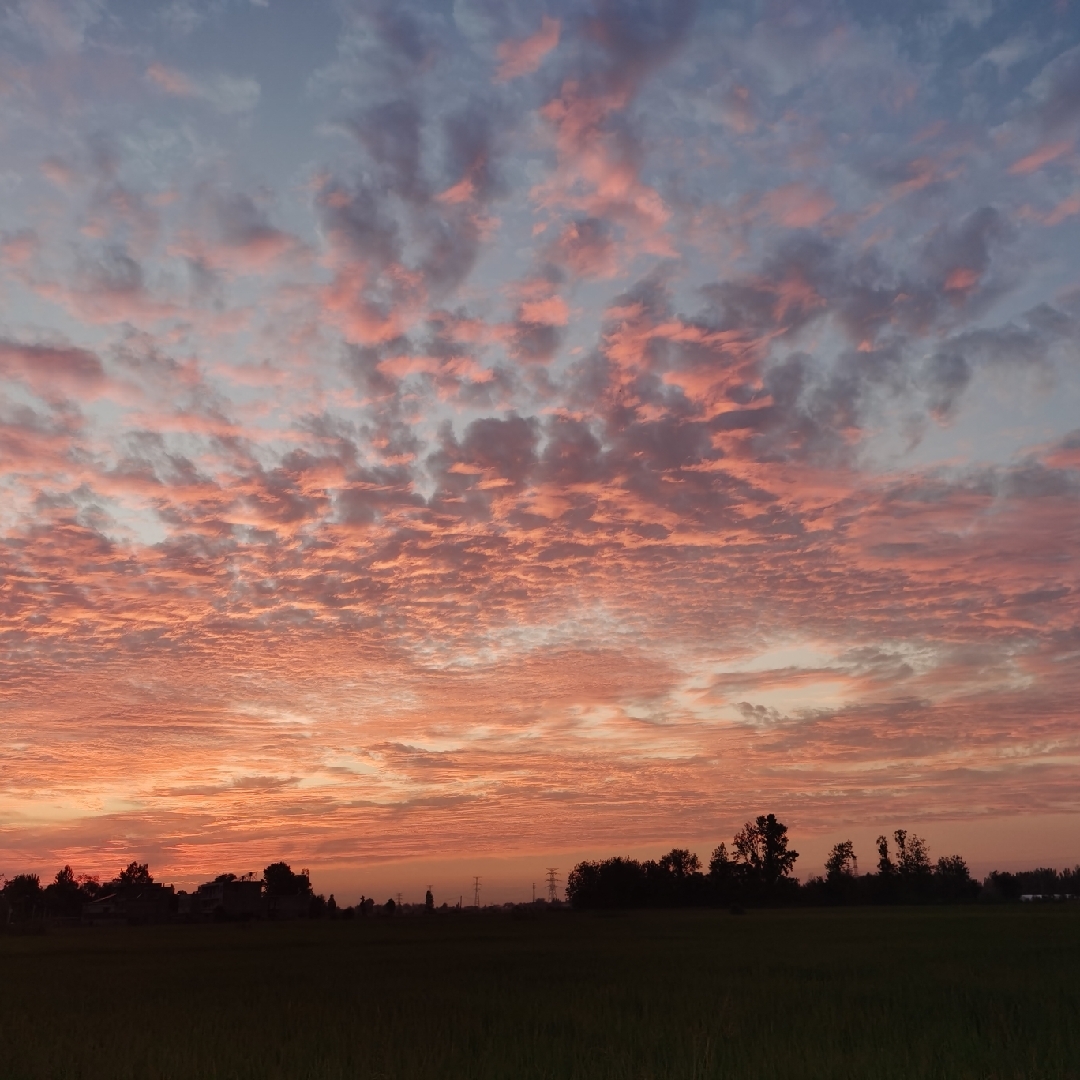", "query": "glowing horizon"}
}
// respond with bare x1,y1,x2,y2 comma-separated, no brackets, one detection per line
1,0,1079,899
